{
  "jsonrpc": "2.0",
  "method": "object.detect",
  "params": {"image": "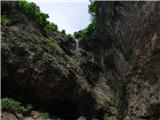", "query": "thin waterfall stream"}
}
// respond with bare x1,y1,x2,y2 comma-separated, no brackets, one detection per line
74,38,80,61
